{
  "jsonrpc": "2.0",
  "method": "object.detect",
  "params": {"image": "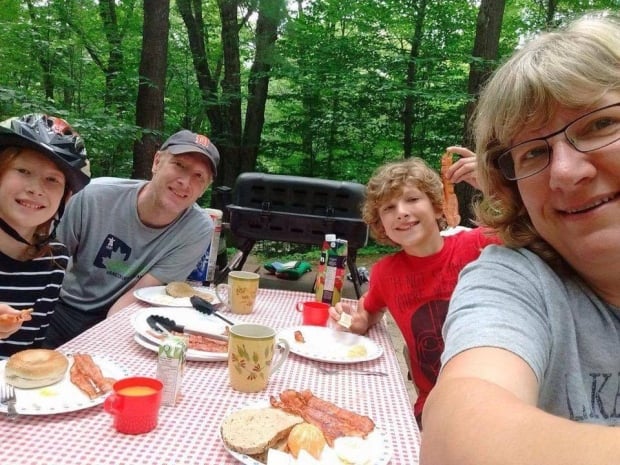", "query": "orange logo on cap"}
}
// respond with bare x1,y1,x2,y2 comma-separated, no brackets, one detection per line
195,134,210,147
